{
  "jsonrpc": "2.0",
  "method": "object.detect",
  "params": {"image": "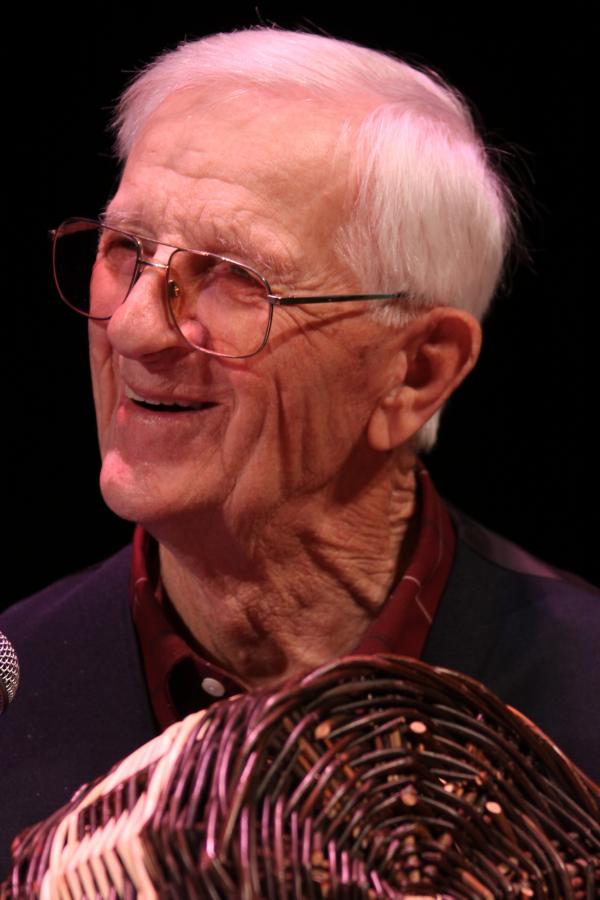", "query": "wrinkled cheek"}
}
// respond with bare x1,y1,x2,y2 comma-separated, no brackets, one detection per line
88,324,117,456
215,381,285,516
